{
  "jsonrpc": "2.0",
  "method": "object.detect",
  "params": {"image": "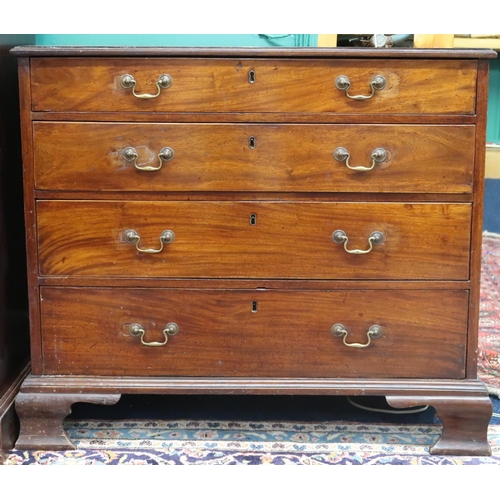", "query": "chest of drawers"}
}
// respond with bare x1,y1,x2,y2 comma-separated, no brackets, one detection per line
12,46,496,455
